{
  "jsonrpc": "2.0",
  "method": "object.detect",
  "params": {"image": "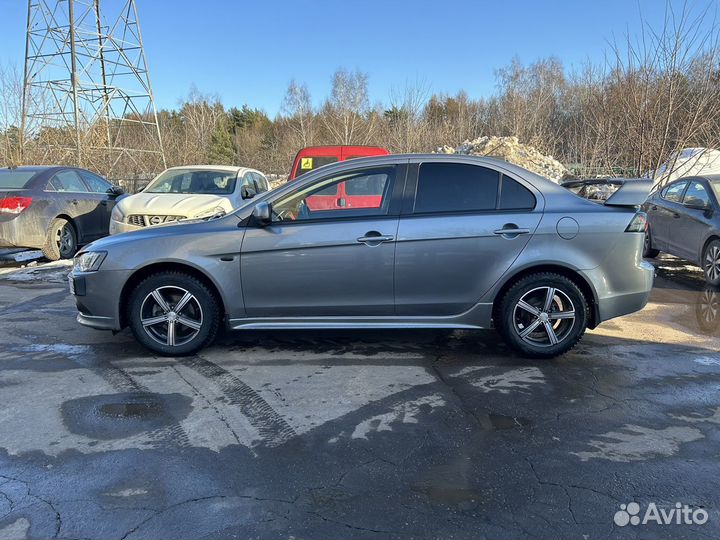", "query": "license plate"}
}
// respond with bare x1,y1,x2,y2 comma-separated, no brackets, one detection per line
68,274,75,295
